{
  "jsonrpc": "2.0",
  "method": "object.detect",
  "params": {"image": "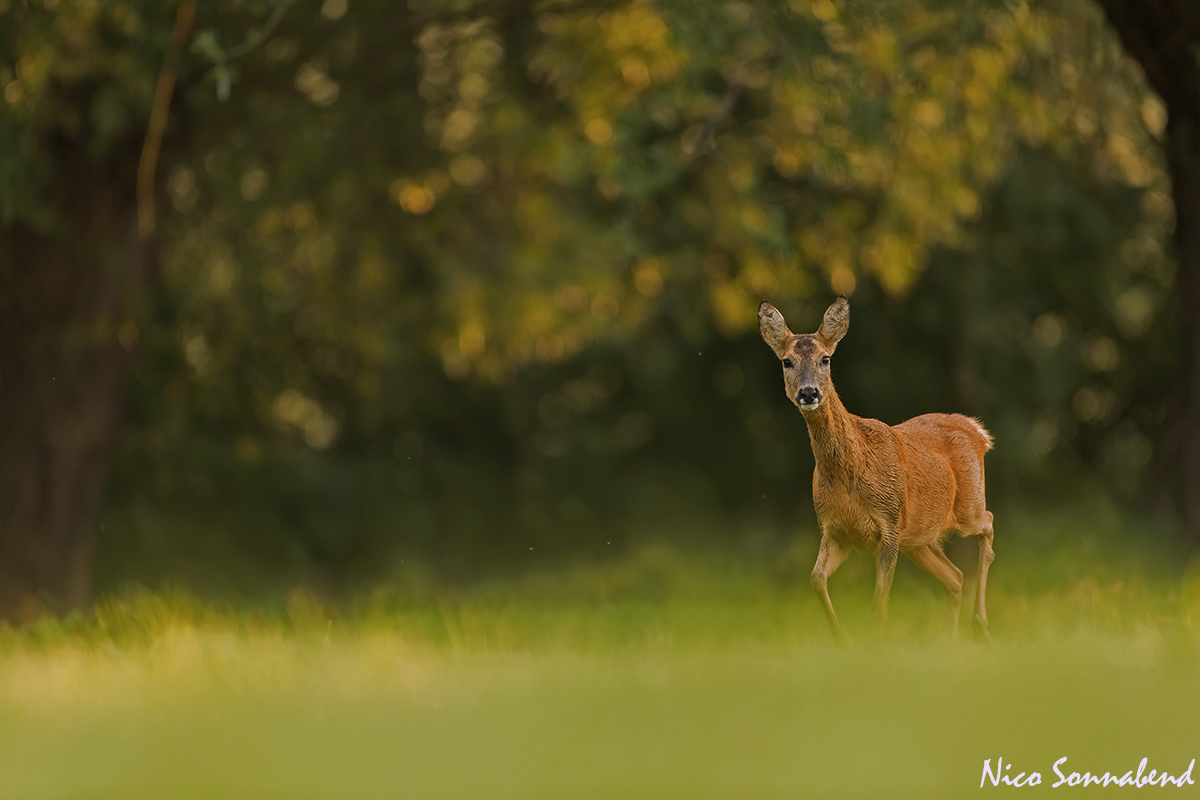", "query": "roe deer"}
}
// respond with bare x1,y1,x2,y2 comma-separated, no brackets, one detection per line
758,296,995,640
